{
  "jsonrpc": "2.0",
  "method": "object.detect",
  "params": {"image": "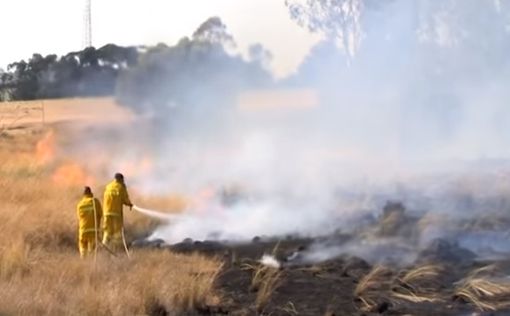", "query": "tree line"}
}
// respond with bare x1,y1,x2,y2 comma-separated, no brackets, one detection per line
2,0,509,121
0,44,138,101
0,16,272,127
